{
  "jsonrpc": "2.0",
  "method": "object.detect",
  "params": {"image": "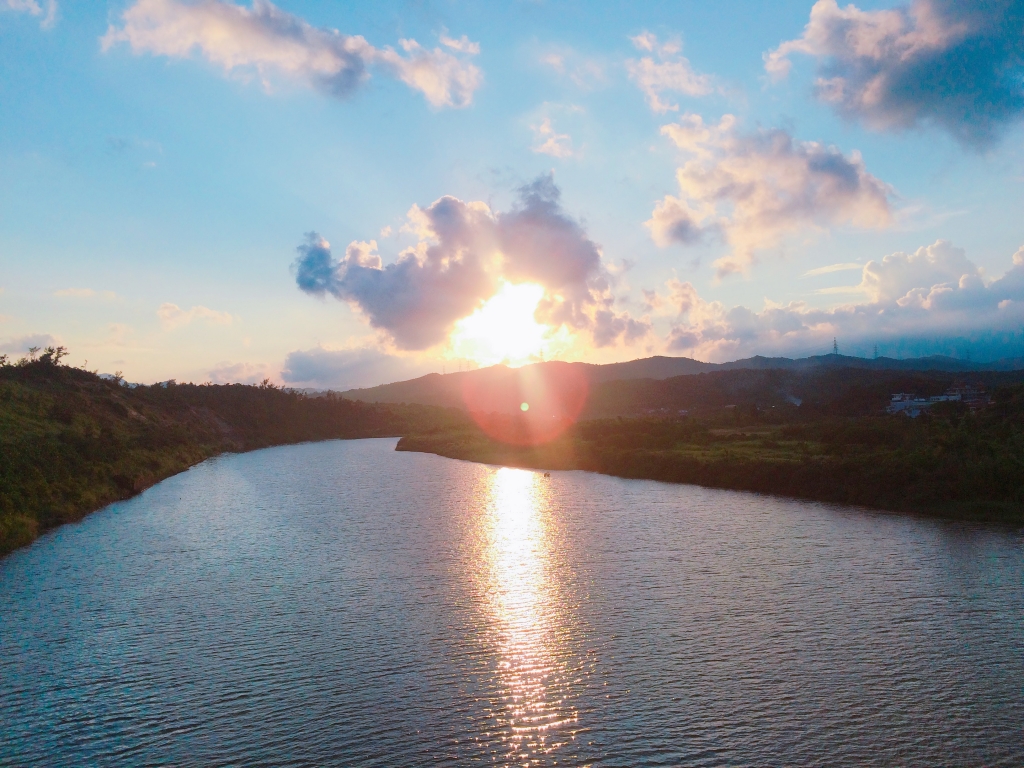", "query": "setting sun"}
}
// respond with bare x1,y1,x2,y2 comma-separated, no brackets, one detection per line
450,282,550,366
